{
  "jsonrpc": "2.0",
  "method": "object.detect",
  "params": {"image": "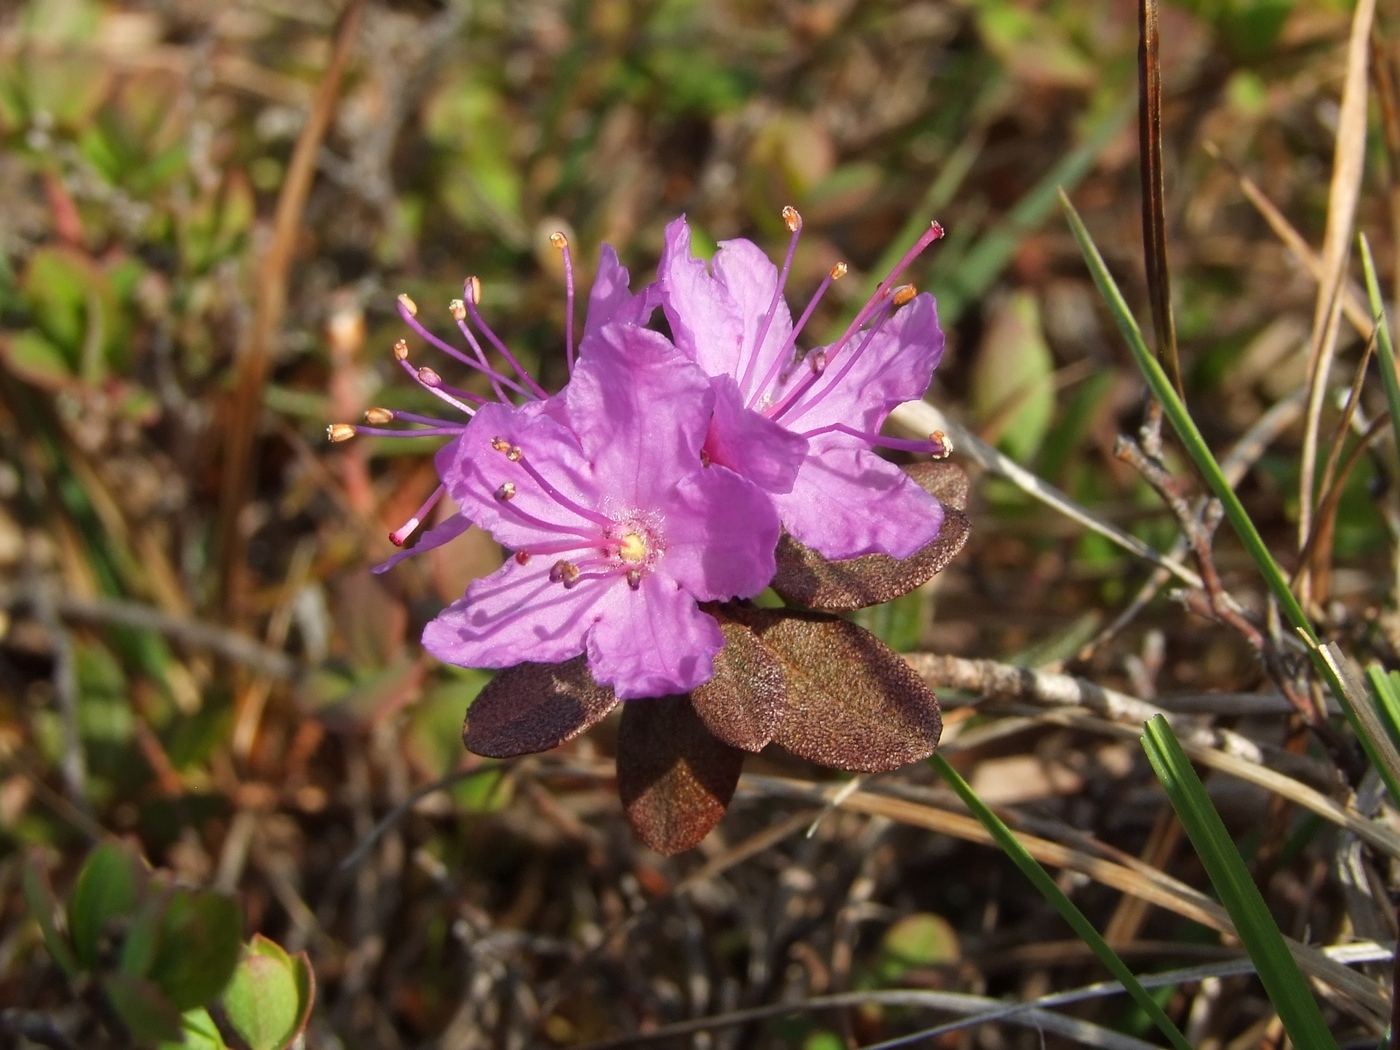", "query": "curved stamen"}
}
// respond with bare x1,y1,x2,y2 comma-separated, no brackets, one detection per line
371,408,468,428
799,423,951,458
463,283,550,400
492,492,604,541
452,290,518,402
399,358,482,414
348,424,473,439
397,293,529,401
747,261,846,409
835,220,944,345
518,536,614,558
740,206,803,395
764,296,896,423
389,484,446,546
501,446,616,529
550,232,576,374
